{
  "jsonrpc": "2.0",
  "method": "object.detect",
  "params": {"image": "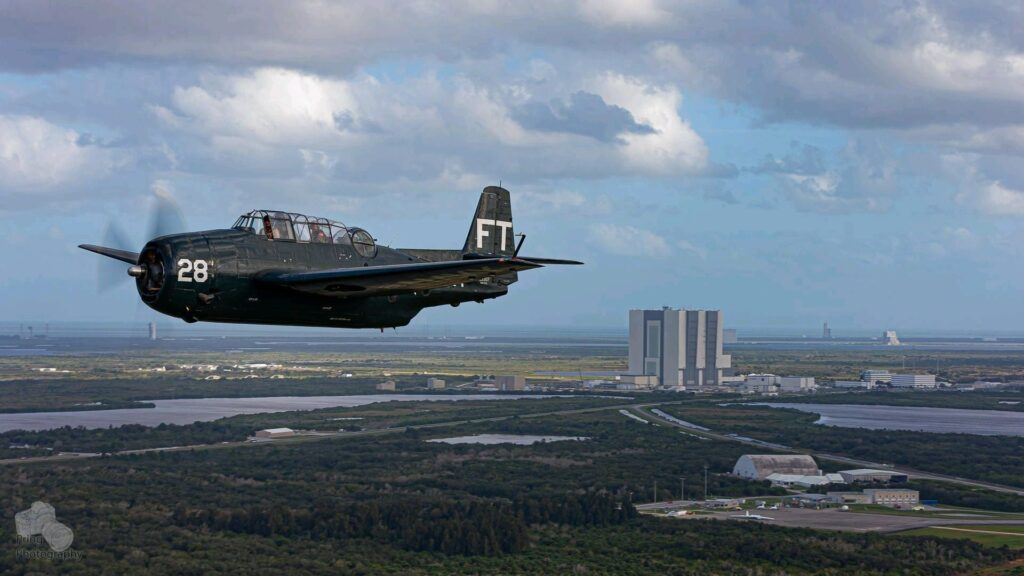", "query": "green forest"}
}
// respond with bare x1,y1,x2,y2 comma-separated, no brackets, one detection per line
1,403,1020,574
